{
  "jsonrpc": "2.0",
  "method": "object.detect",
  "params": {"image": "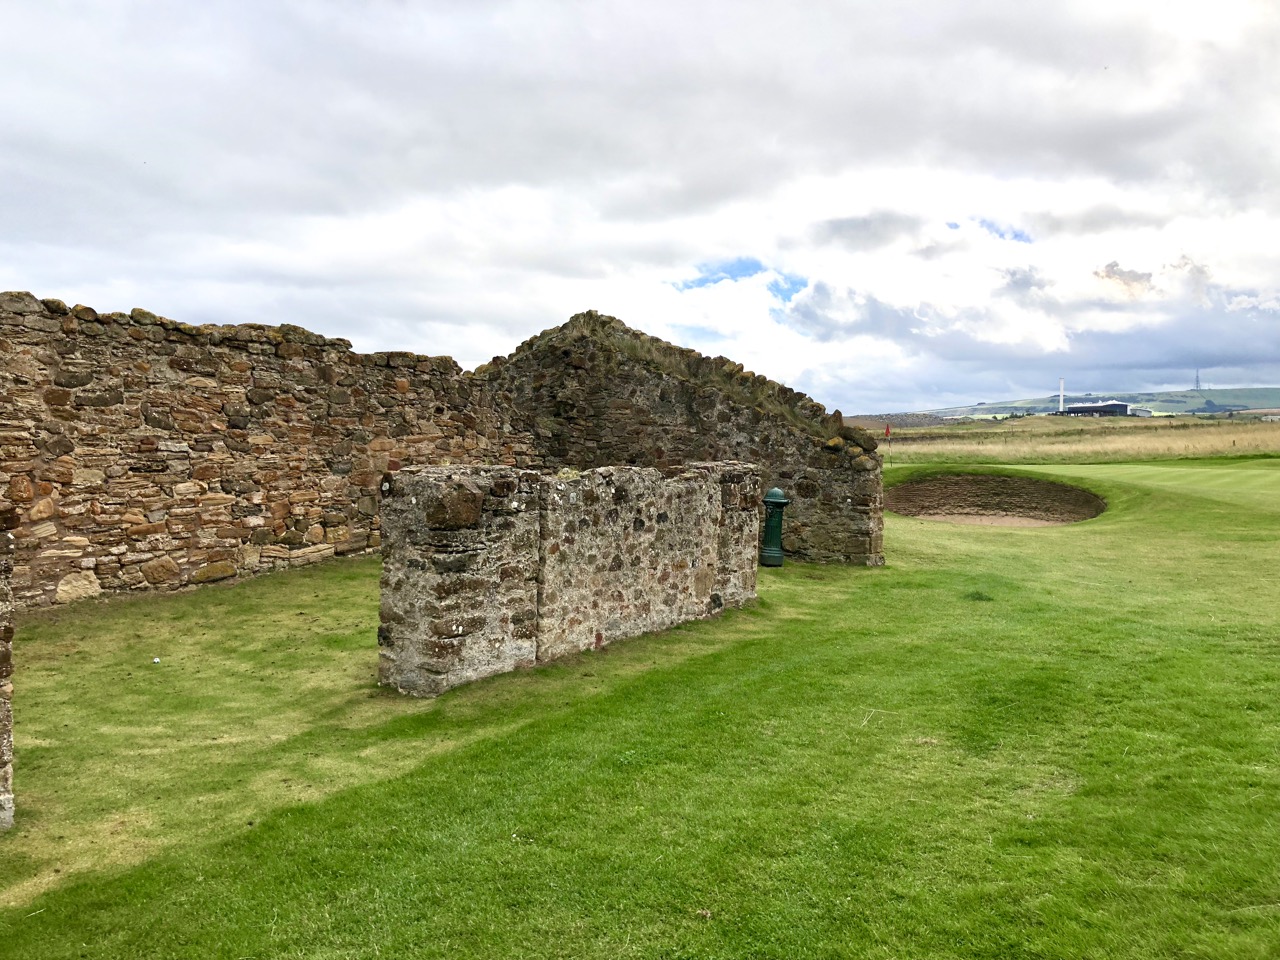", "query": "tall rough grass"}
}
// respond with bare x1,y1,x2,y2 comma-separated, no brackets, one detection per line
889,416,1280,463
